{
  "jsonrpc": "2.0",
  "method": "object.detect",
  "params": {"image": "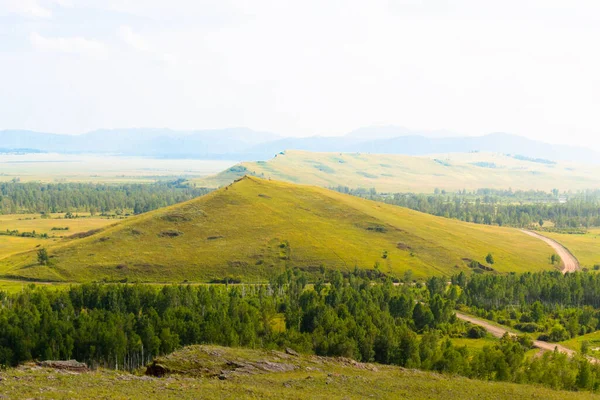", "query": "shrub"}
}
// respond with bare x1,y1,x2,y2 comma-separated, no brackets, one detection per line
514,322,541,333
467,325,487,339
